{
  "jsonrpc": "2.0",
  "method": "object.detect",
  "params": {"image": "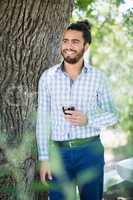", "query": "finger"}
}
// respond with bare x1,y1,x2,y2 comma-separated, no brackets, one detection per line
65,116,80,122
64,110,80,115
40,171,46,182
64,115,76,120
72,111,81,116
48,170,53,180
64,110,73,115
65,113,80,118
68,119,81,124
